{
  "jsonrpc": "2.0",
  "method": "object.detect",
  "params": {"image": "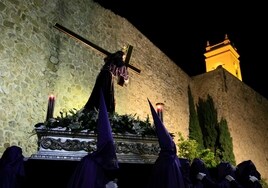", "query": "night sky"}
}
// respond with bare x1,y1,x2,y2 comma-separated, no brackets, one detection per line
94,0,268,99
